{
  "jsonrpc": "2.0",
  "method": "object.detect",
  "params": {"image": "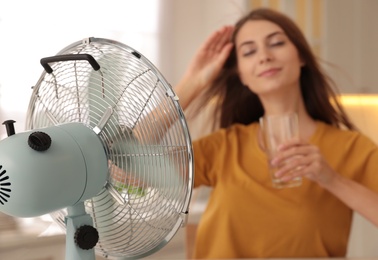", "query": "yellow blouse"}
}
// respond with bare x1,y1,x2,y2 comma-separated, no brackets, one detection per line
192,121,378,258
